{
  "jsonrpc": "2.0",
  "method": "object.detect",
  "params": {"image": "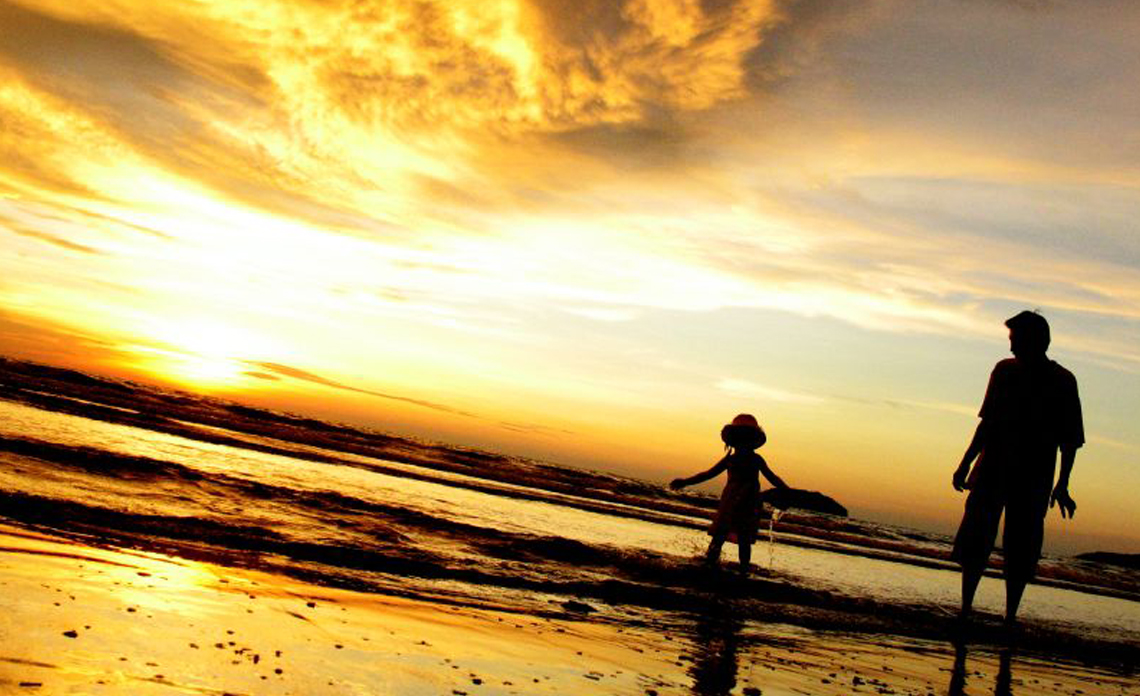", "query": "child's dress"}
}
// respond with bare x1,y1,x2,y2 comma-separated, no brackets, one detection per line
709,451,765,545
